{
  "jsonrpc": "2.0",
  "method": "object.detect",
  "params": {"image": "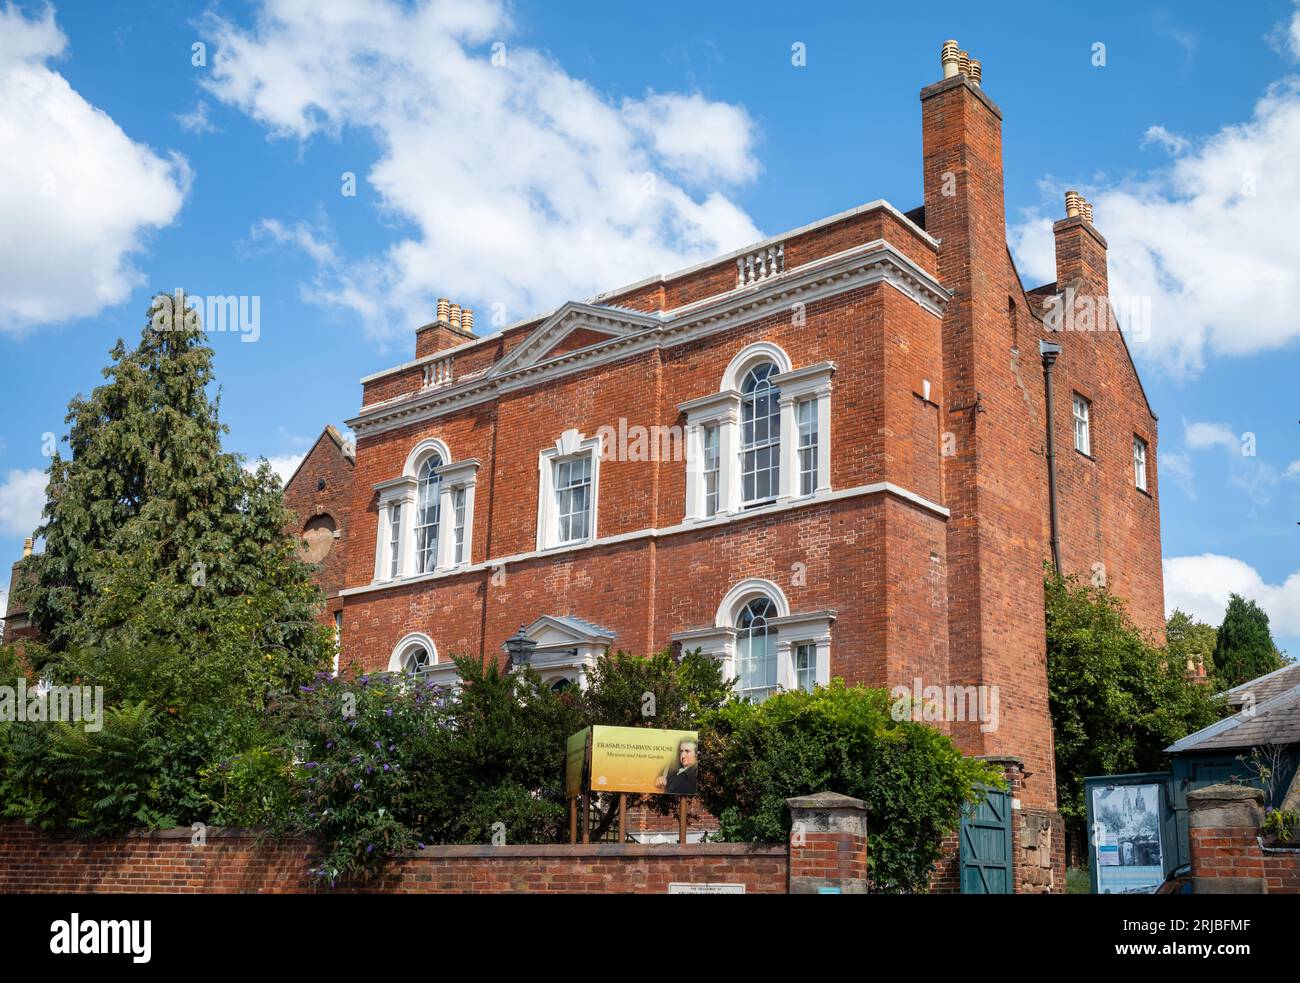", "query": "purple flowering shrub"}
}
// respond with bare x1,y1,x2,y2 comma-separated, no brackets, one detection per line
282,668,447,884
